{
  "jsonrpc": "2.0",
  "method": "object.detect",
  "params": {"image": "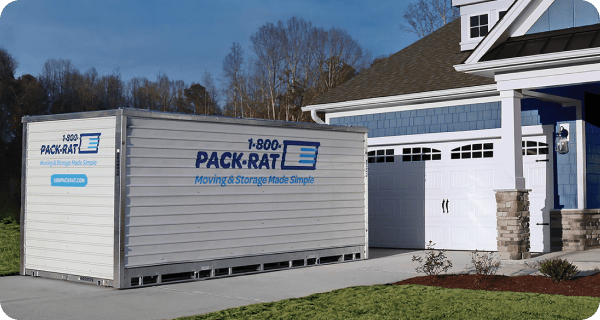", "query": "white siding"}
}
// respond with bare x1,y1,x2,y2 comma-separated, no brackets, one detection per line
25,117,116,279
125,117,366,267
